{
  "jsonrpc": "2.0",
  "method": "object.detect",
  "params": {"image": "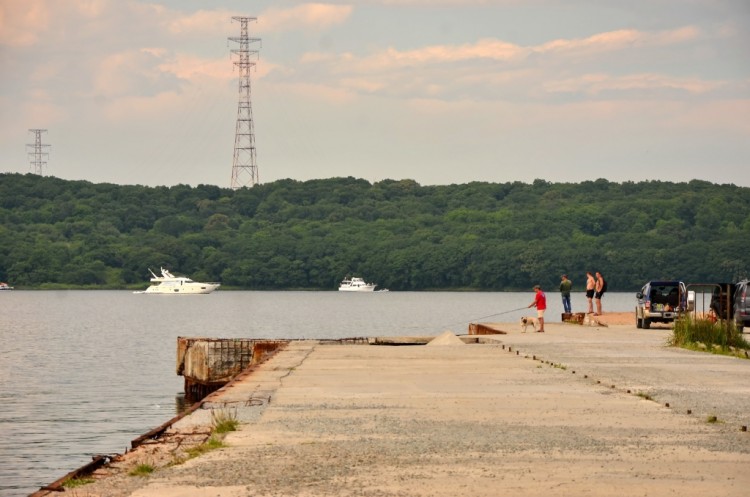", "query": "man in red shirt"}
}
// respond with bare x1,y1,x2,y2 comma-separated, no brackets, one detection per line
528,284,547,332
